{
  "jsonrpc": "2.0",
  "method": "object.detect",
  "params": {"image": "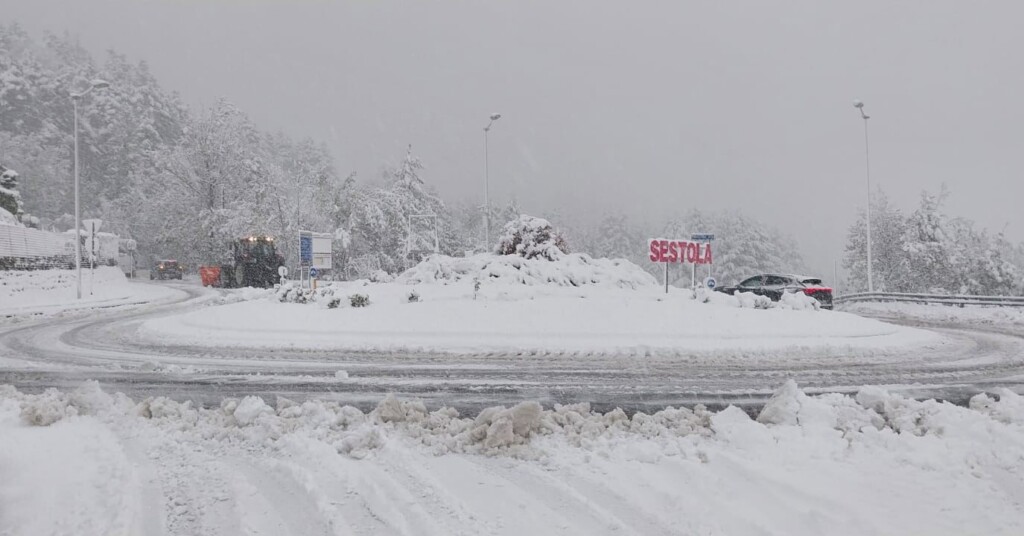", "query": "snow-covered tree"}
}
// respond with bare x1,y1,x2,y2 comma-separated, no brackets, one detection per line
843,188,912,292
337,146,459,277
494,214,569,261
0,162,23,217
843,186,1023,295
